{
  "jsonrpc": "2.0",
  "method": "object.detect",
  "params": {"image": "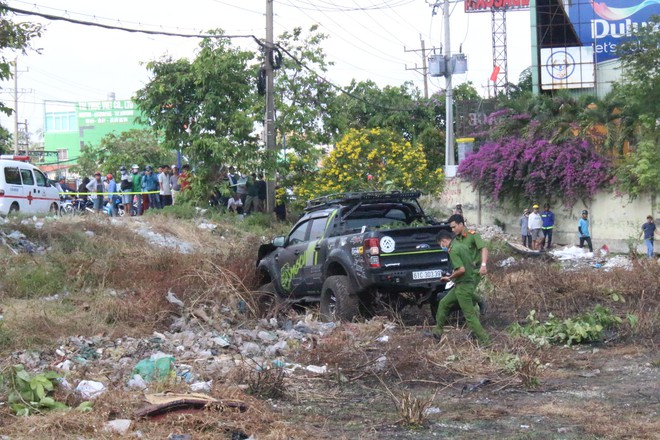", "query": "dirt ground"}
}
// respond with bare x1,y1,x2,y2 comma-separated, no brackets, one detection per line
277,330,659,440
0,215,658,439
